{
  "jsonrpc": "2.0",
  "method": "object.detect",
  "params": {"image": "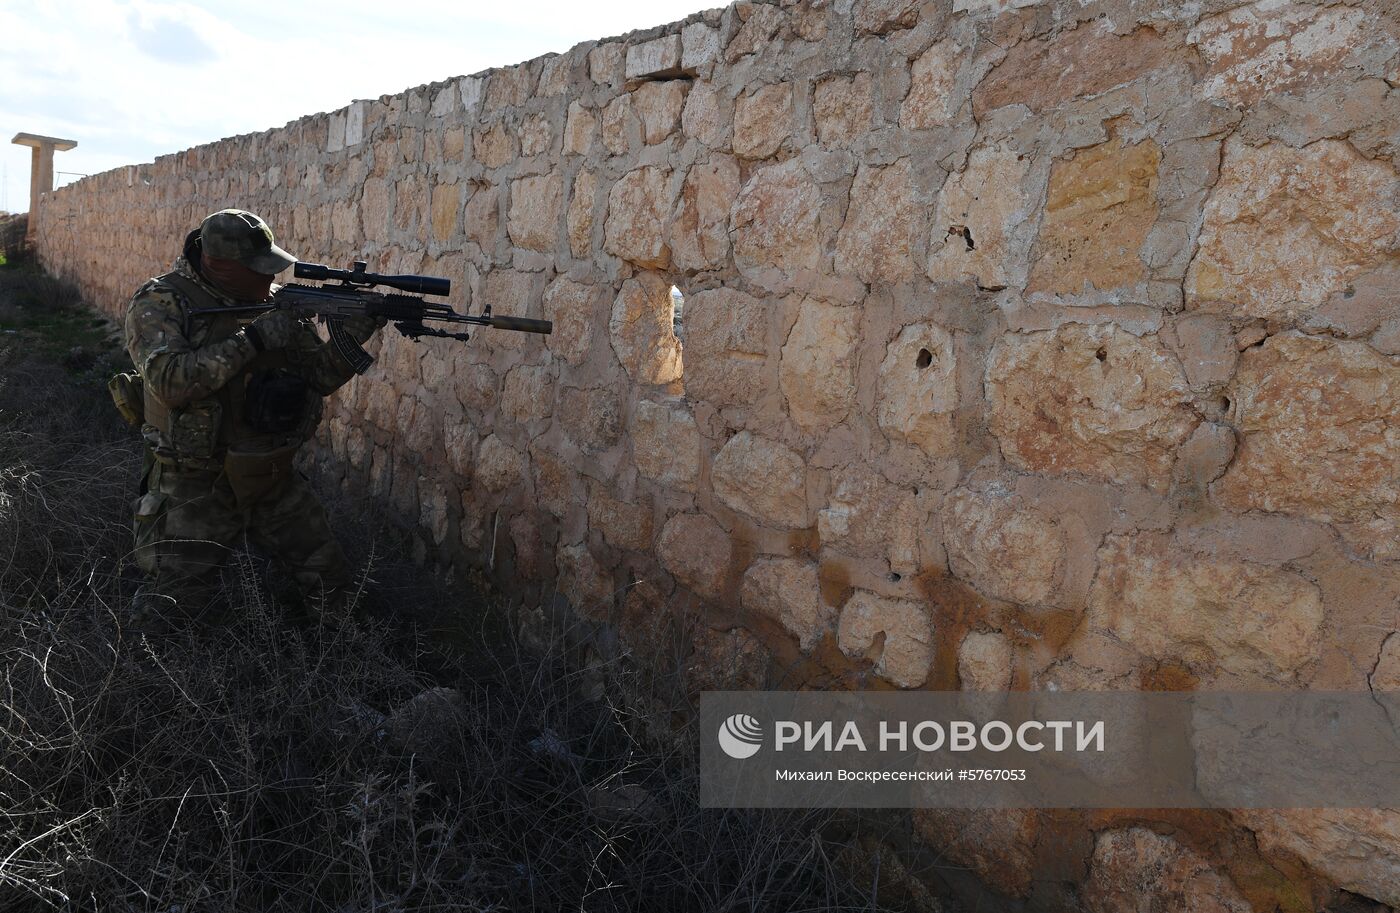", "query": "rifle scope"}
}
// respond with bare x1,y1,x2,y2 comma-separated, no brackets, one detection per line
294,260,451,297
